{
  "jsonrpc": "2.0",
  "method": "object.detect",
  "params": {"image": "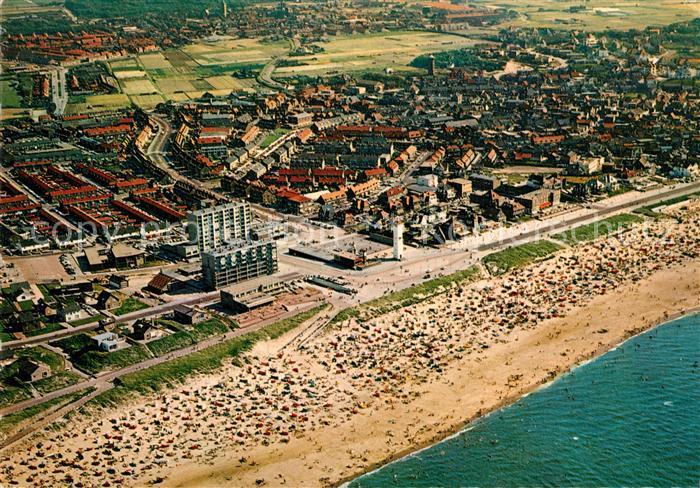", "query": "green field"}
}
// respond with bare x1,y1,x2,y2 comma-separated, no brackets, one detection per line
0,387,32,409
146,330,195,357
144,317,232,358
483,240,562,275
112,297,149,316
64,93,131,115
553,214,645,244
274,31,482,79
72,344,152,374
52,333,94,356
32,371,82,394
0,80,23,108
634,193,700,217
189,318,231,341
260,128,290,149
24,322,65,337
23,346,63,370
